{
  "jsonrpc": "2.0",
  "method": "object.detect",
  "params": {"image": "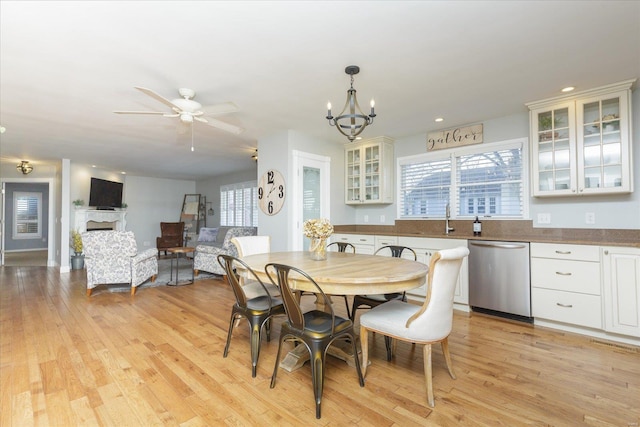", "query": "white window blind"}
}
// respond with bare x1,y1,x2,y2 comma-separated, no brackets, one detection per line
220,181,258,226
399,157,451,217
456,147,523,217
398,140,525,219
13,192,42,239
